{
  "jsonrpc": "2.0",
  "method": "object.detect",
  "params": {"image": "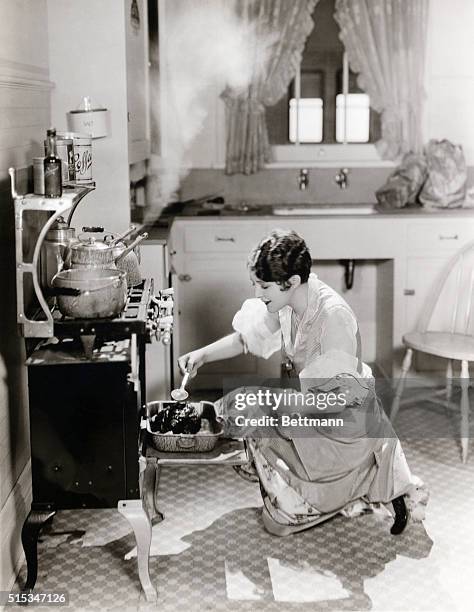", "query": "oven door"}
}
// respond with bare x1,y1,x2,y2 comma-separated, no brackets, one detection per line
28,357,141,509
140,242,172,400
